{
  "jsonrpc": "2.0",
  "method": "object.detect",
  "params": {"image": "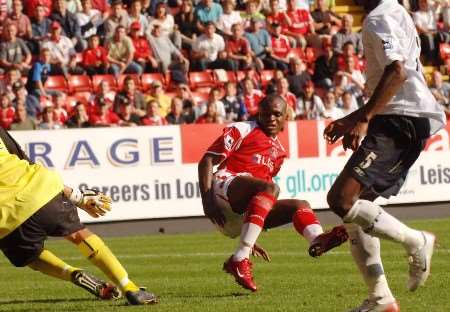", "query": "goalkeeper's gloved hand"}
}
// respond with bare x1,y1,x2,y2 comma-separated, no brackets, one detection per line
69,188,112,218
